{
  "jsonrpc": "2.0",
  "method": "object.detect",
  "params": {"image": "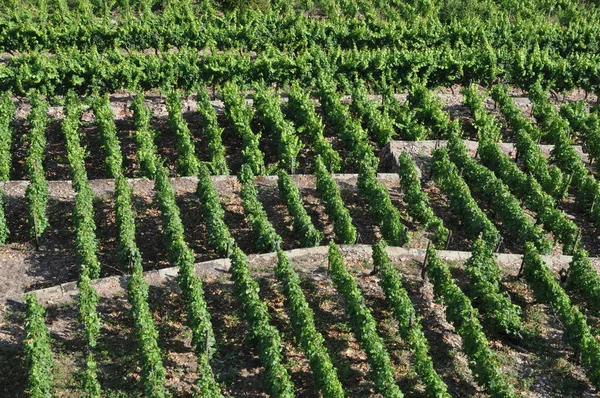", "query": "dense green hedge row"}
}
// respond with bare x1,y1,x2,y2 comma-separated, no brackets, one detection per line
3,0,599,58
2,37,600,97
2,0,600,74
